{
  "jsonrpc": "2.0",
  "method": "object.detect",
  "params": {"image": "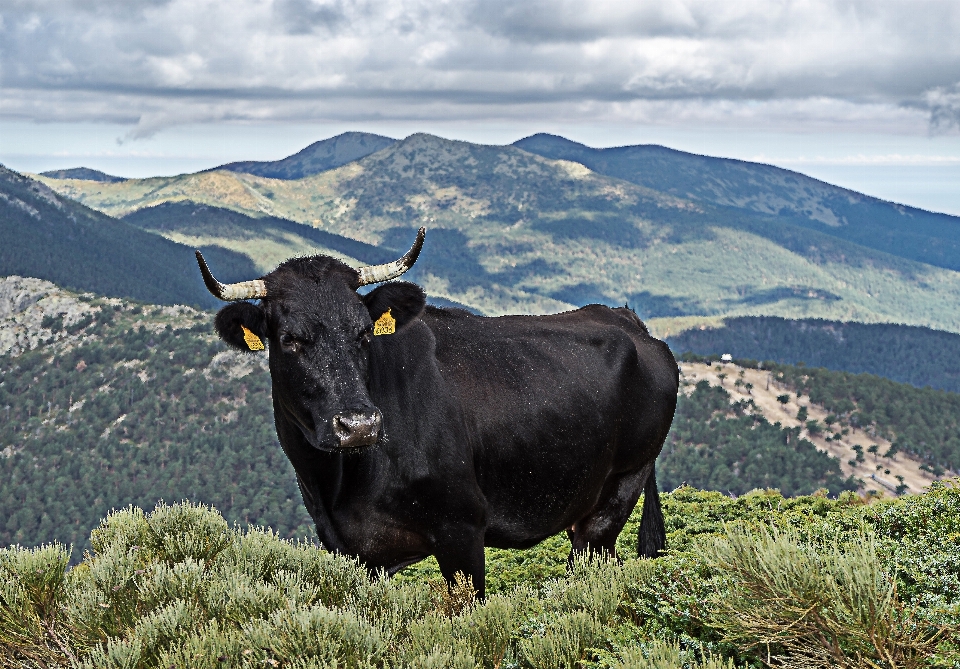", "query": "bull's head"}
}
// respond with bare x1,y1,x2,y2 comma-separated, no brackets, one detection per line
197,228,426,452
